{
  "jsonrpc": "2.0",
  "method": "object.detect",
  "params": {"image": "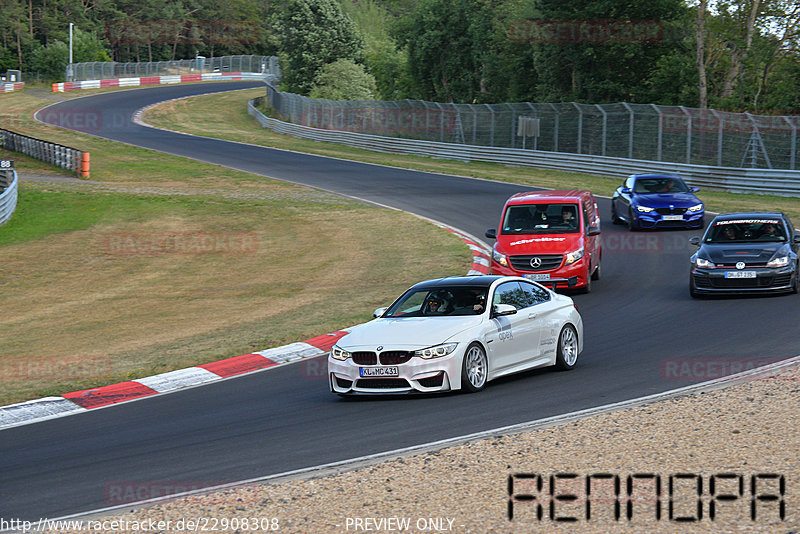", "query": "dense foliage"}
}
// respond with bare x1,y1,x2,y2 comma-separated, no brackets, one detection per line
1,0,798,112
